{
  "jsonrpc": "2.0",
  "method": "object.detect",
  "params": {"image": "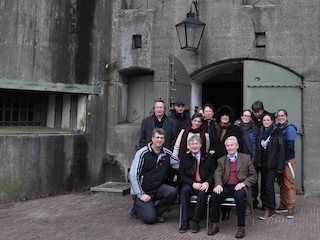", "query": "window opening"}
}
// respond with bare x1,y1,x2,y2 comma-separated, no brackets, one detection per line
133,35,142,49
255,32,266,48
123,0,157,9
0,91,47,126
54,94,63,128
70,95,78,130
